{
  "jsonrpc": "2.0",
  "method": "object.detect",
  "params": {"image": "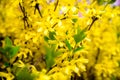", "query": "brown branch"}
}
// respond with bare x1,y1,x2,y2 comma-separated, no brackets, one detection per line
34,3,43,18
54,0,59,11
19,2,29,28
88,16,98,30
